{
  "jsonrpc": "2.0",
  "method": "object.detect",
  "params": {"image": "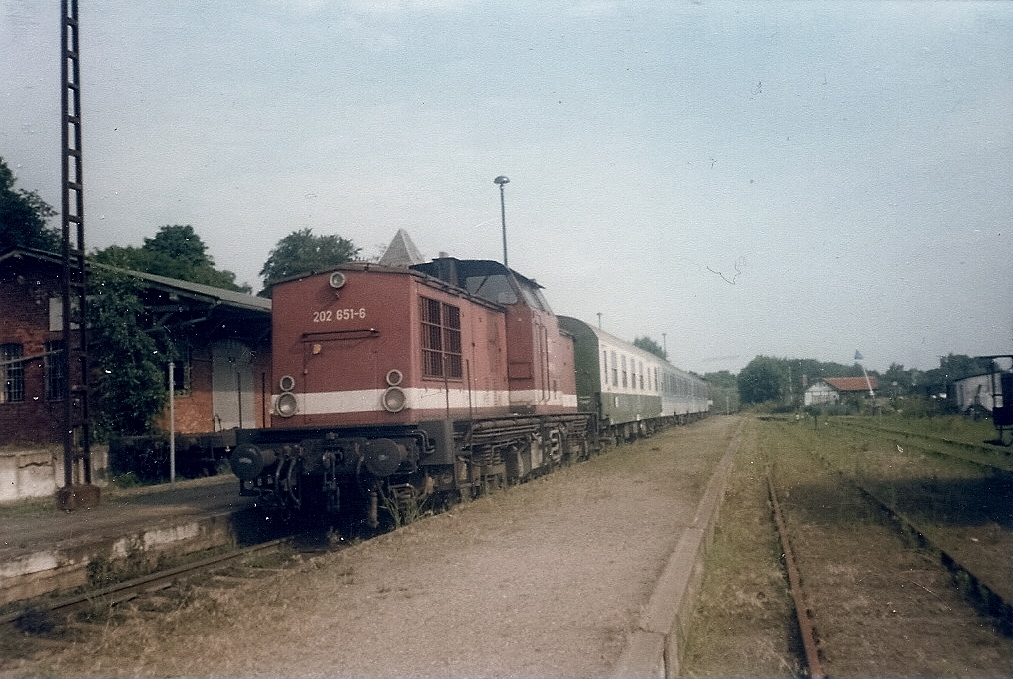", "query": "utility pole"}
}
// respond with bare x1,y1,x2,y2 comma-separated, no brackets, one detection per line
494,176,509,267
57,0,99,510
